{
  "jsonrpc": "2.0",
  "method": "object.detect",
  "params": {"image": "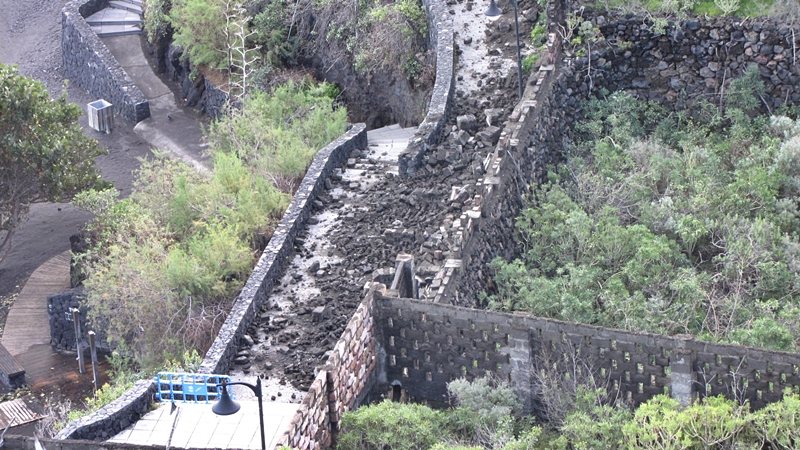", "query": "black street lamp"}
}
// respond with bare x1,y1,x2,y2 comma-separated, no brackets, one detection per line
485,0,525,100
213,379,266,450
